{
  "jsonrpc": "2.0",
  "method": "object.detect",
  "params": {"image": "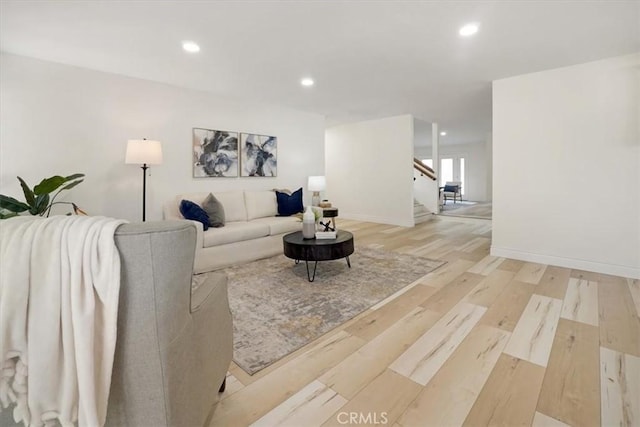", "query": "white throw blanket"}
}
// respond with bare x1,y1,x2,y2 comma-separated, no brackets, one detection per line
0,215,126,426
